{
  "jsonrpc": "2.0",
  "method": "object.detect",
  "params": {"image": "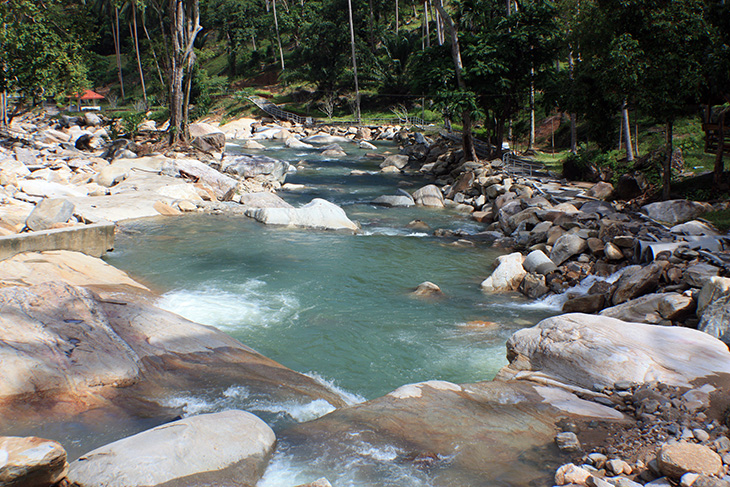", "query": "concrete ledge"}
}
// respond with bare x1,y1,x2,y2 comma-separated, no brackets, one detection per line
0,223,115,261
